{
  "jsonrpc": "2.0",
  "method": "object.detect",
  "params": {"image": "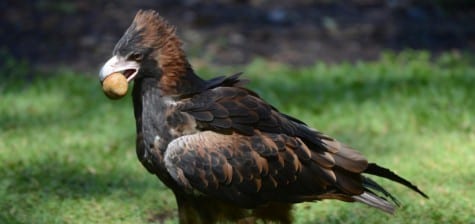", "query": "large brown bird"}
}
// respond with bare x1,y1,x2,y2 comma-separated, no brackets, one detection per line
99,10,427,224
